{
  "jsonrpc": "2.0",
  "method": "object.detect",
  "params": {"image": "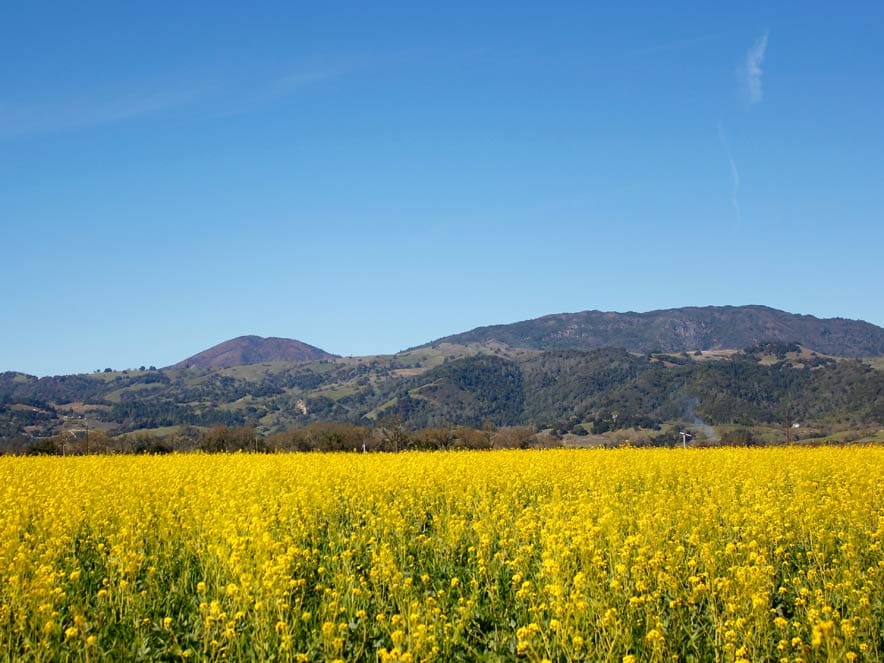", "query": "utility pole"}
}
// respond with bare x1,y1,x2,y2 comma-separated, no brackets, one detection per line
785,413,791,445
84,416,89,454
